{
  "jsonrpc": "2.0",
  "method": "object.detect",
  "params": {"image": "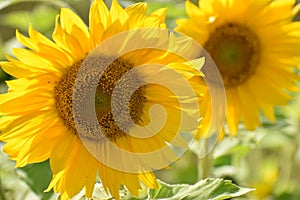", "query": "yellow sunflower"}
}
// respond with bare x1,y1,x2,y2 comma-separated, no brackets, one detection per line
0,0,206,199
175,0,300,135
